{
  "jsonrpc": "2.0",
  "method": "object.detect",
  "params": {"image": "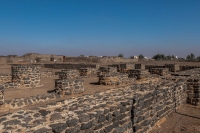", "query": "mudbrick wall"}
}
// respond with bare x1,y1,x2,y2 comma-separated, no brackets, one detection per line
12,65,41,88
0,79,186,133
44,63,99,69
